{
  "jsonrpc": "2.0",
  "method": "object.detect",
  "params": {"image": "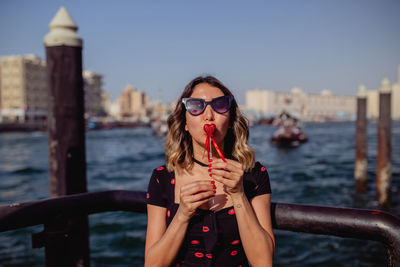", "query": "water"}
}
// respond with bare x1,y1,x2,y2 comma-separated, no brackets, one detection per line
0,122,399,266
